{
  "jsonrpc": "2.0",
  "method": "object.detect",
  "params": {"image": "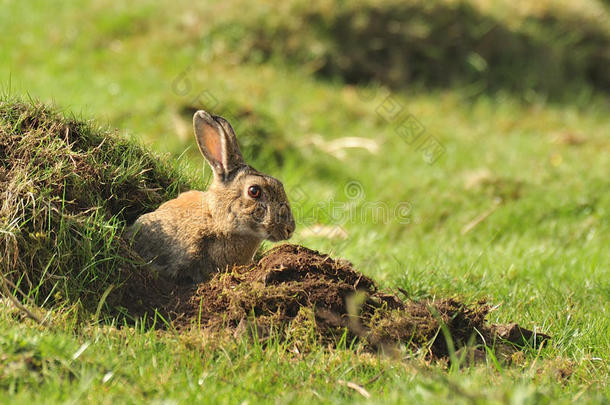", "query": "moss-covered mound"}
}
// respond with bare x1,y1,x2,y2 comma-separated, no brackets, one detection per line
0,99,193,310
